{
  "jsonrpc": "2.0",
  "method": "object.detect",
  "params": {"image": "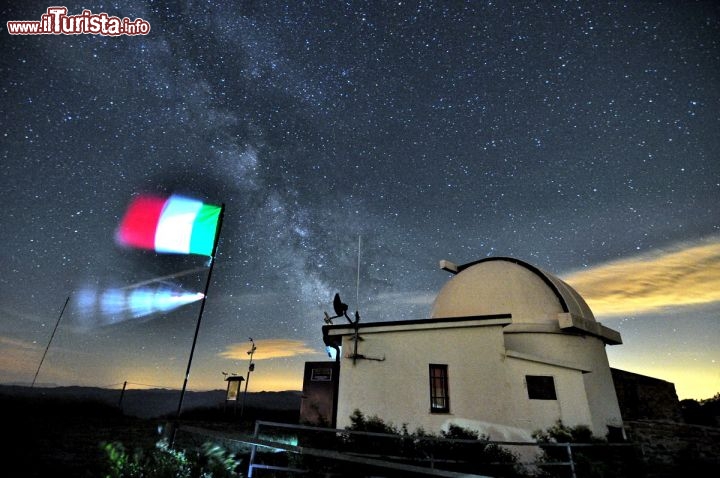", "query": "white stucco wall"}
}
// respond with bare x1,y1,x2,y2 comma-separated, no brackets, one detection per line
335,323,509,433
333,321,597,441
505,356,592,433
505,332,623,436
